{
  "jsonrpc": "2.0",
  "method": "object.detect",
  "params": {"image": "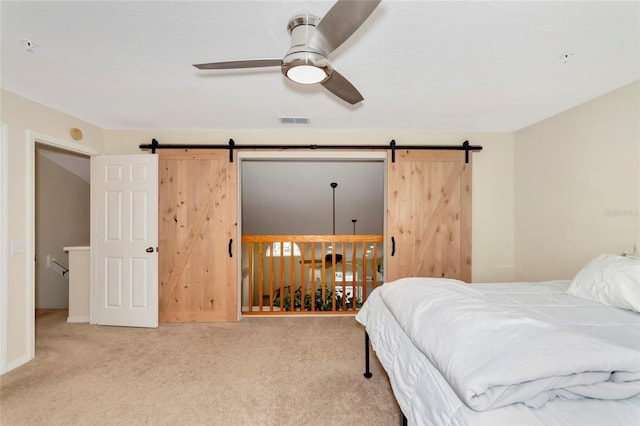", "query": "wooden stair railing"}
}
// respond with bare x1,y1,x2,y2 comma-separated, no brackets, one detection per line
241,235,383,315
